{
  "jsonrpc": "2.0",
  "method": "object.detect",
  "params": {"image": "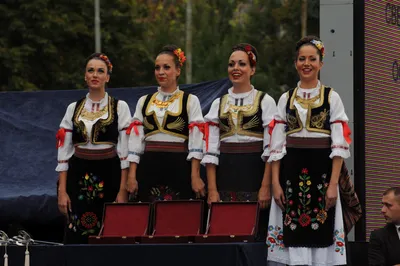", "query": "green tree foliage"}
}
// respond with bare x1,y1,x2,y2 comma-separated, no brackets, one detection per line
190,0,246,83
238,0,320,99
0,0,94,91
0,0,320,98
